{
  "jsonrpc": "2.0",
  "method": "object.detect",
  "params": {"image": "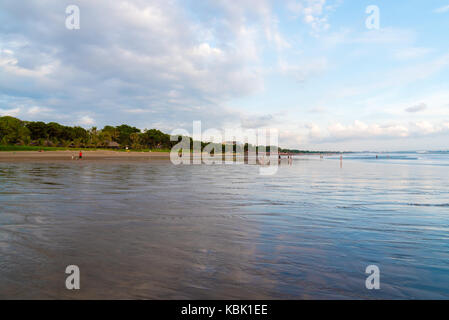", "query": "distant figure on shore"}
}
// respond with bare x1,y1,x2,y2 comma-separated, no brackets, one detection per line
79,151,83,159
